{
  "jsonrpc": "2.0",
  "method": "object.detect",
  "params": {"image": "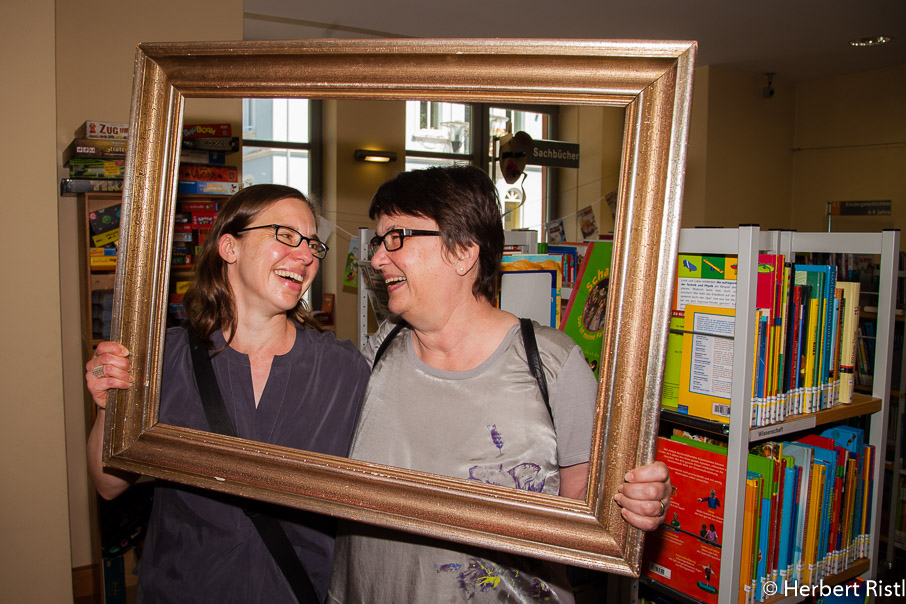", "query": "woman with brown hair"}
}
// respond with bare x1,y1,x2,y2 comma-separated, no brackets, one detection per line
87,184,370,603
